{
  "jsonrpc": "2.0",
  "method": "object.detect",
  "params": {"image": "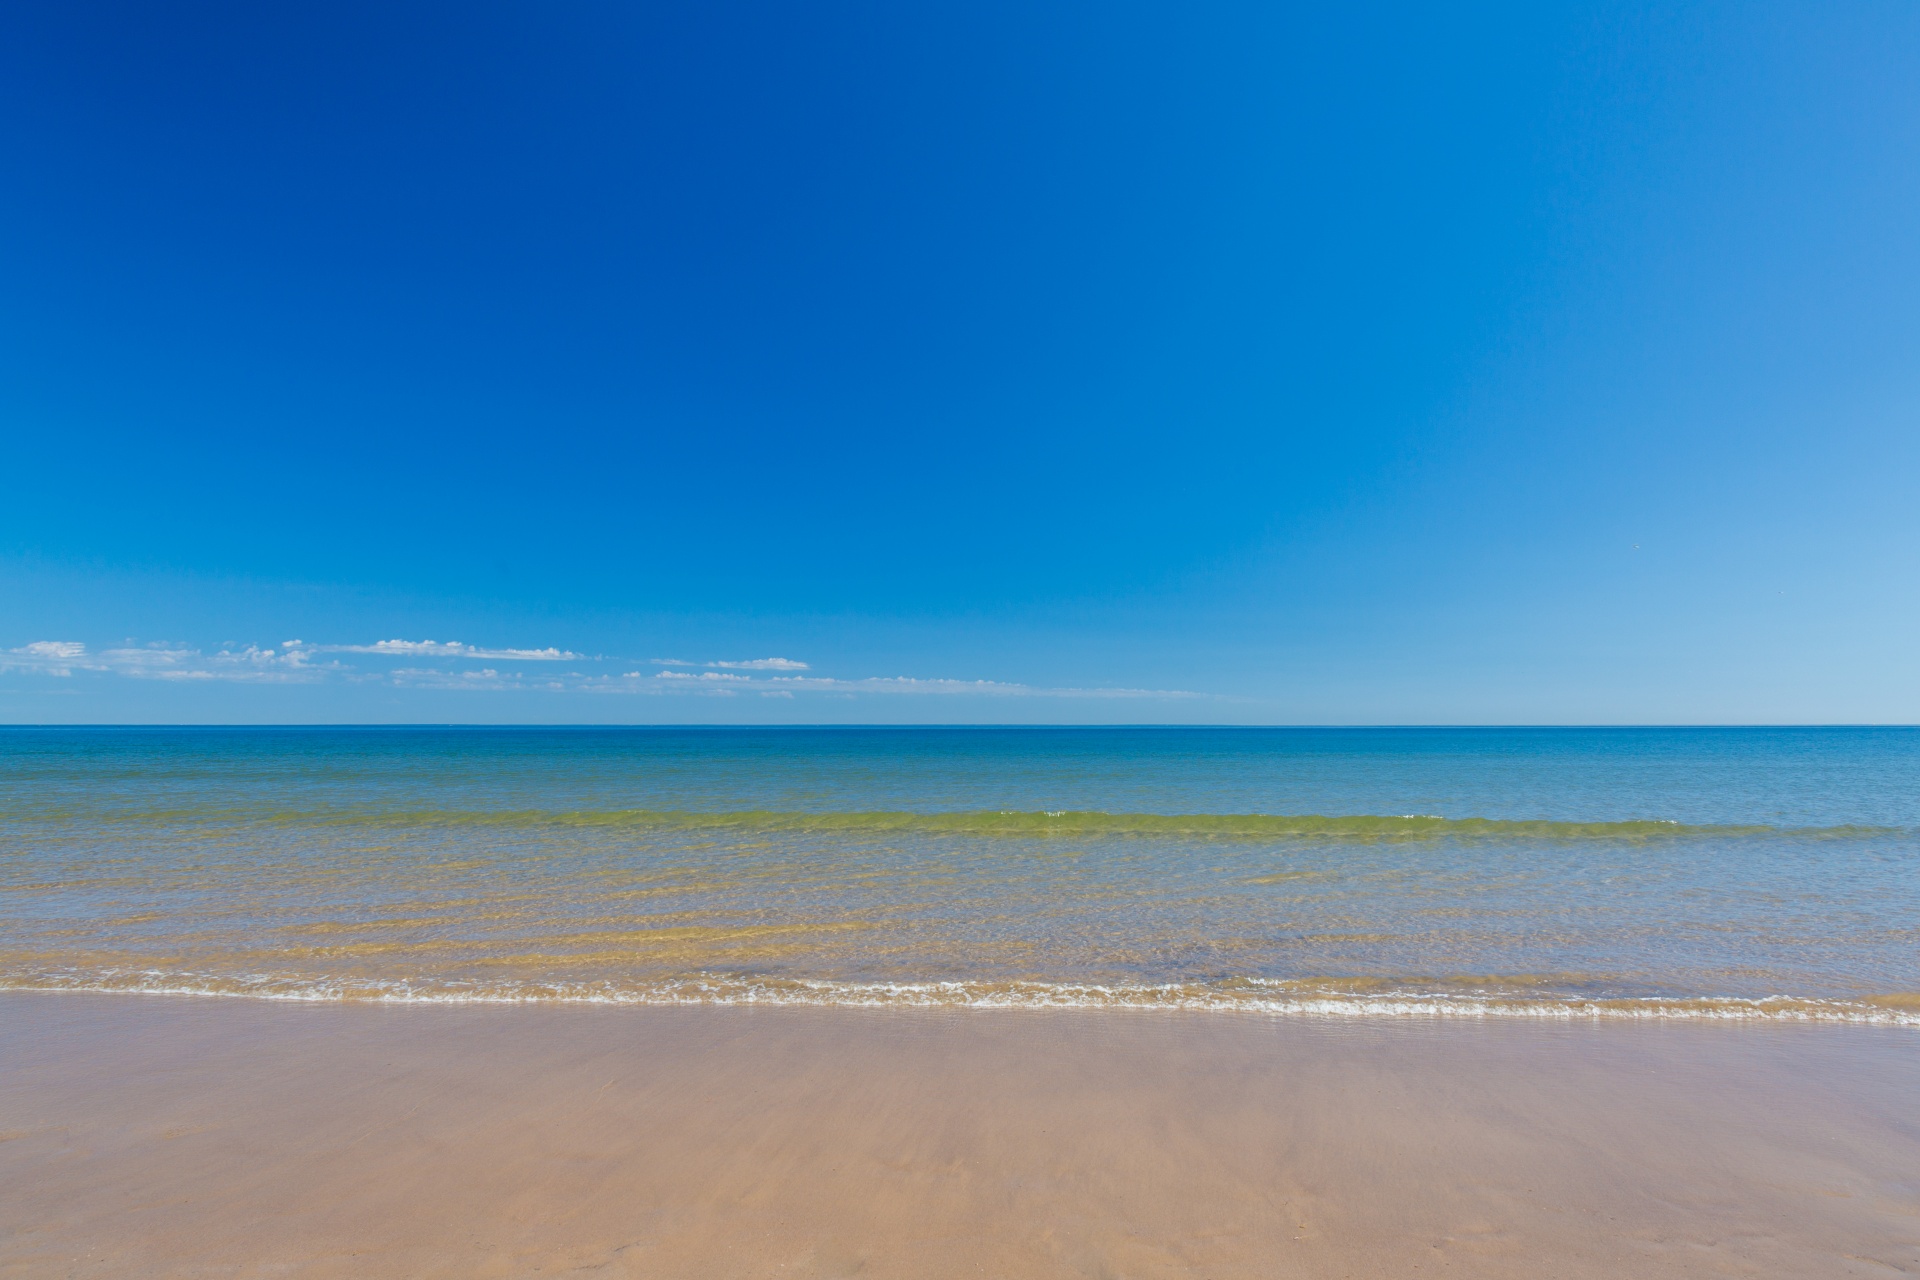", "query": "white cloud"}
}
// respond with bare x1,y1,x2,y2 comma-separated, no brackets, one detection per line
651,657,810,670
304,639,580,661
3,637,1200,700
20,640,85,659
2,641,332,683
765,674,1031,695
581,670,1200,699
106,644,329,682
757,674,1201,699
389,666,509,690
2,640,88,676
